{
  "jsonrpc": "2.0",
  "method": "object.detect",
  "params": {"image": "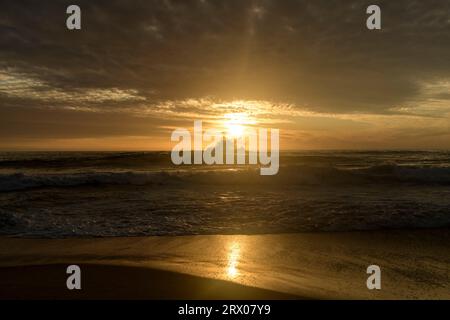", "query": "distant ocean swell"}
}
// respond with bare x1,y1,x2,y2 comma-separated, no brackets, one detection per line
1,165,450,192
